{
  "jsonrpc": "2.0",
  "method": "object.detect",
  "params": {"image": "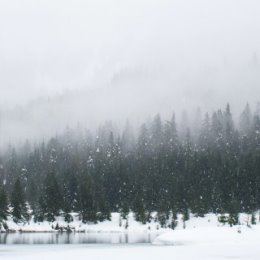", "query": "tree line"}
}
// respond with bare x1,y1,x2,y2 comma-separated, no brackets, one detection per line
0,103,260,227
